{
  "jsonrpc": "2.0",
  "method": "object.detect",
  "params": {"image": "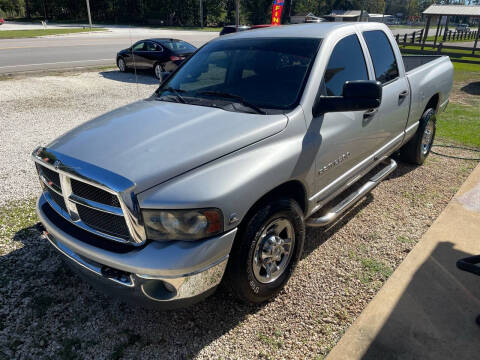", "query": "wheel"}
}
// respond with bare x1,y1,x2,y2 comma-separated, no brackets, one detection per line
400,108,436,165
154,63,163,80
225,198,305,304
117,57,127,72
